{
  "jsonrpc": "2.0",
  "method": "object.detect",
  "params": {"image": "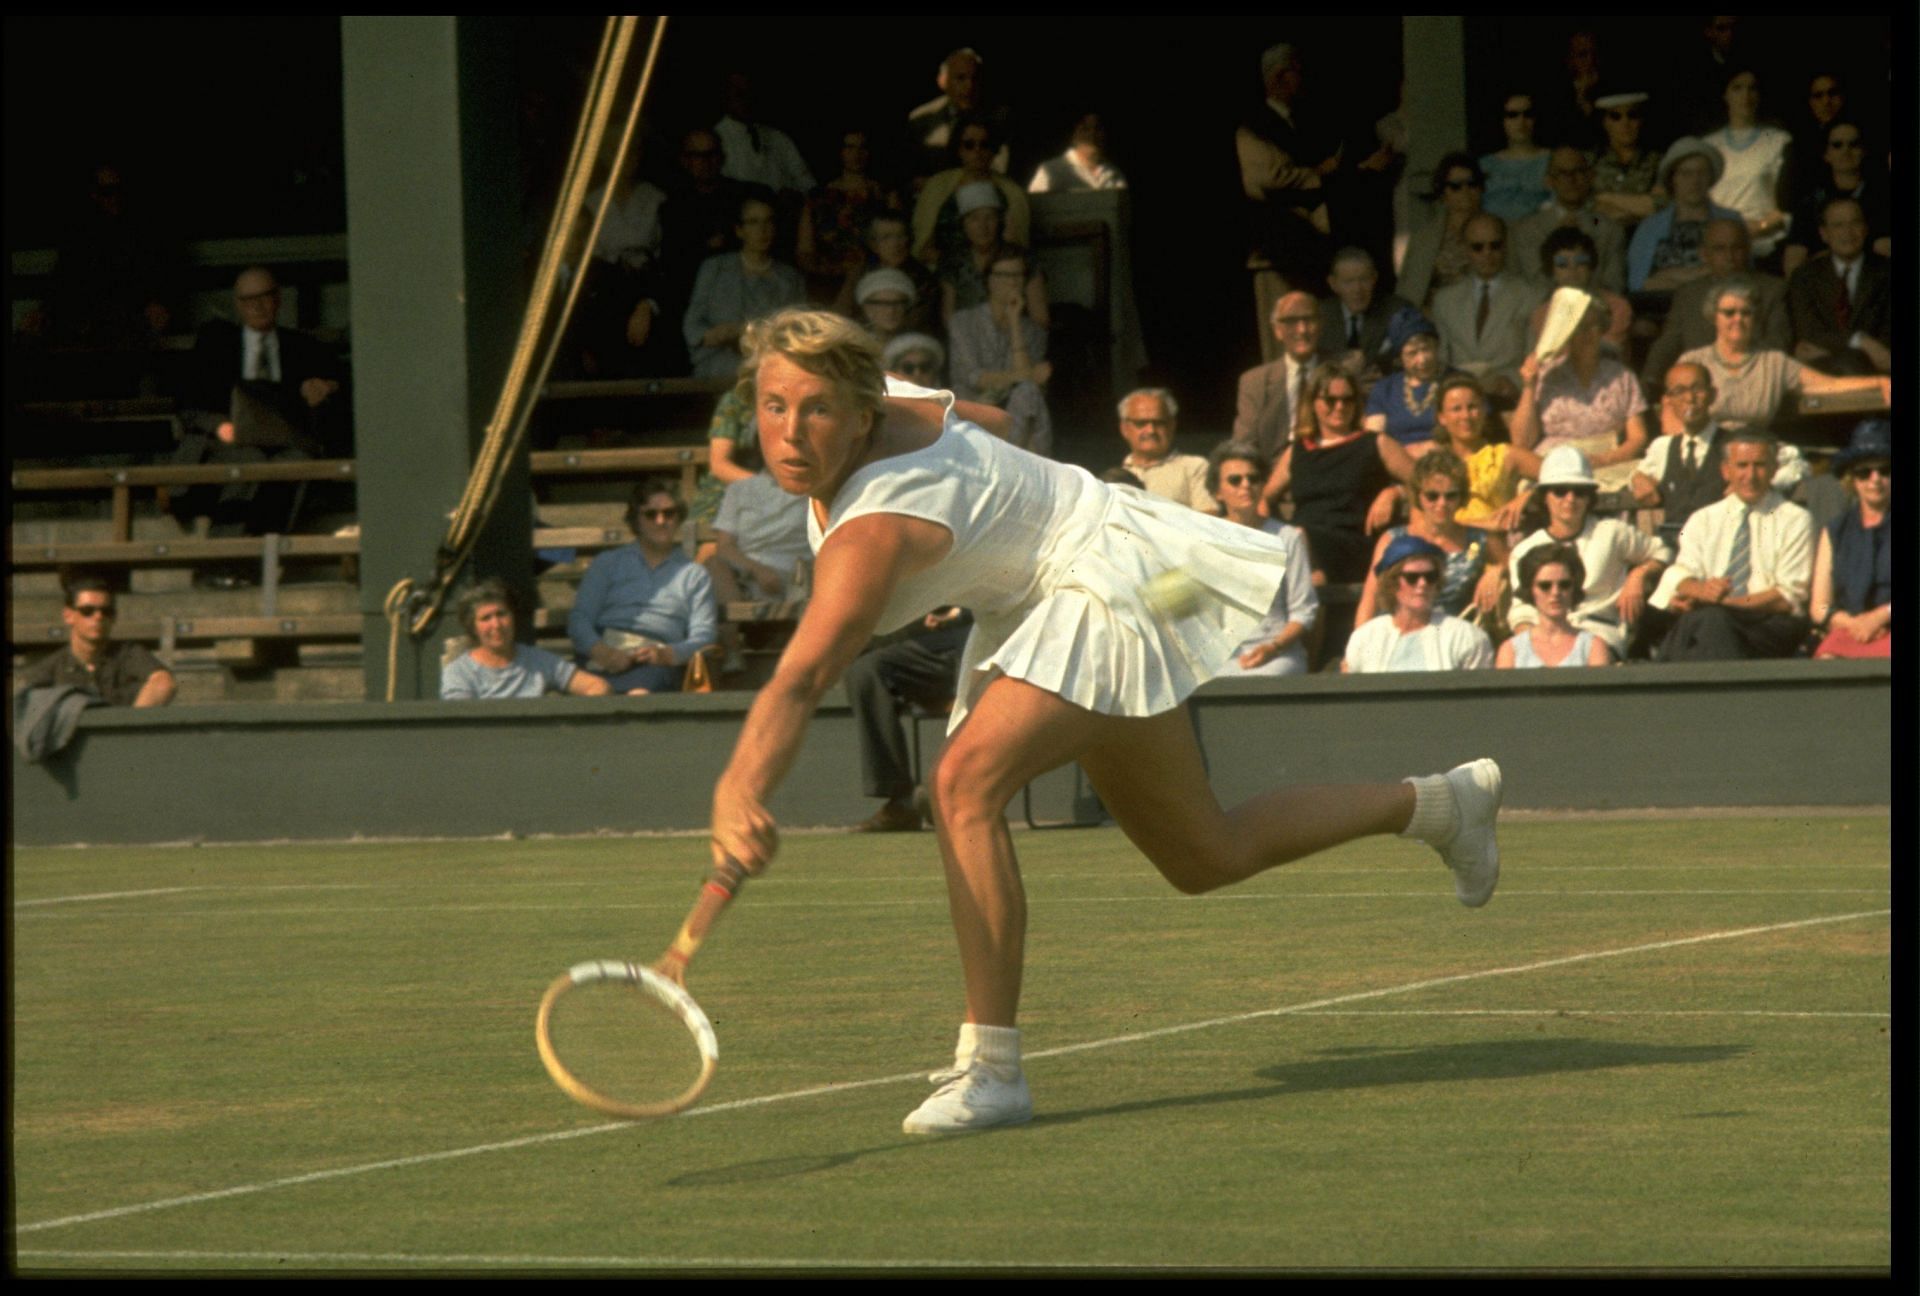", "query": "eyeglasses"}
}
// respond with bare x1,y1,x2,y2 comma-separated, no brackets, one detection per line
1221,473,1259,488
1420,489,1465,503
1125,417,1174,428
1317,393,1358,405
1552,253,1594,268
73,604,116,618
1665,383,1711,397
640,508,683,521
1533,579,1575,593
1397,570,1440,587
1468,240,1505,252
